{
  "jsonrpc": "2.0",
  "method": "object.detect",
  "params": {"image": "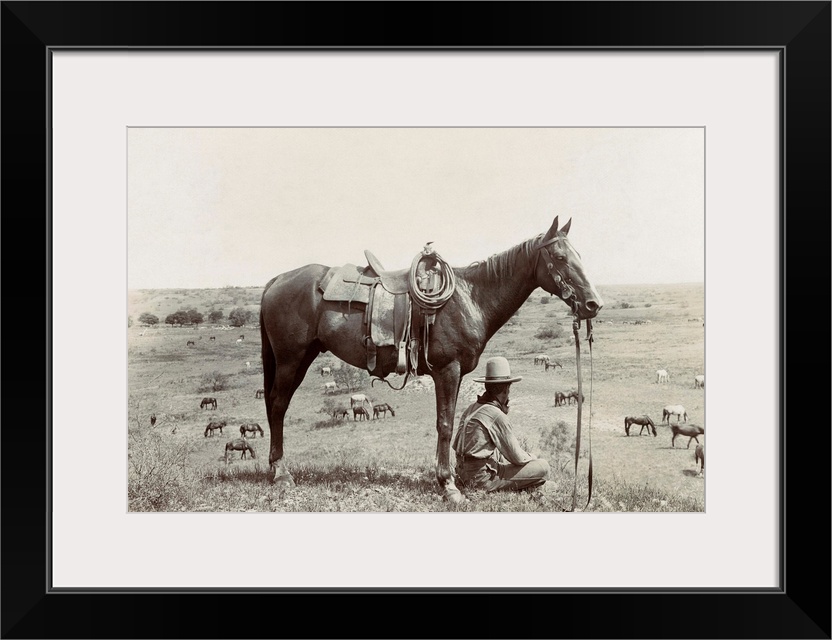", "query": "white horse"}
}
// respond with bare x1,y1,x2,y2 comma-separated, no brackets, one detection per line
662,404,688,423
323,381,337,392
533,354,550,366
656,369,669,384
321,366,332,376
236,338,243,345
694,374,704,389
